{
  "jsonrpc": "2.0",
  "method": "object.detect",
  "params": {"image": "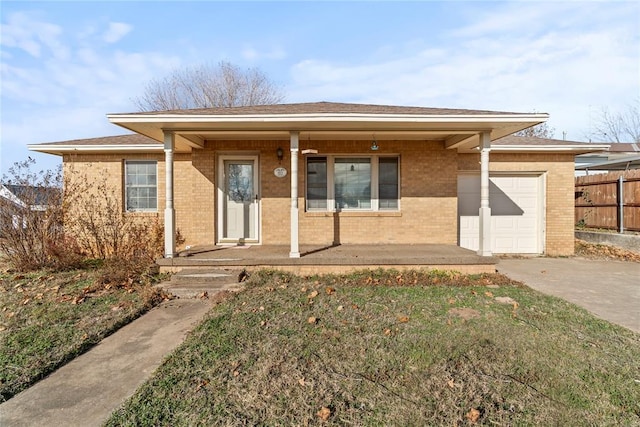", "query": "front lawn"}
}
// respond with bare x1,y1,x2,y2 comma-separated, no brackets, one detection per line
107,270,640,426
0,266,166,401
